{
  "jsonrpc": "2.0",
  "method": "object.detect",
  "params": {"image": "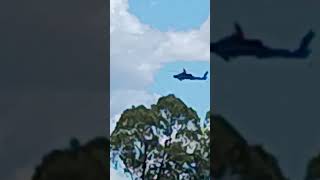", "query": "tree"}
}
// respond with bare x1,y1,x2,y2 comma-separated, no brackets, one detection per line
32,137,108,180
305,153,320,180
211,114,287,180
110,94,210,180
